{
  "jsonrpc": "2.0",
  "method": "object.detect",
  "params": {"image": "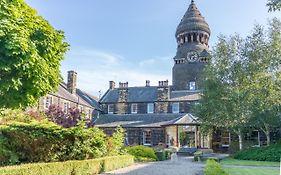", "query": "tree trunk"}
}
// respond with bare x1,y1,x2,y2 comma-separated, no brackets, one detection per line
236,129,243,150
265,125,271,146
